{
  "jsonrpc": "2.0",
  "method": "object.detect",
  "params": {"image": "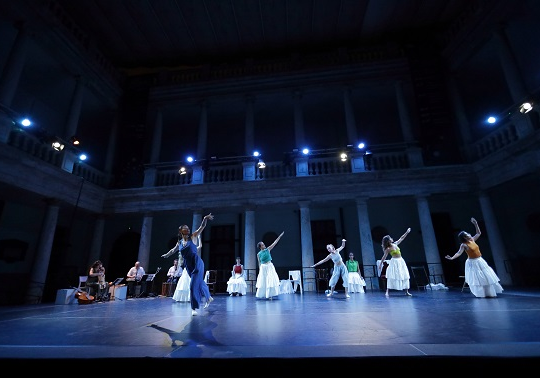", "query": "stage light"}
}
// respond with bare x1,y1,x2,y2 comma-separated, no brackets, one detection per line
340,152,348,162
178,166,187,175
51,140,65,151
257,159,266,169
69,136,80,145
519,102,533,114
